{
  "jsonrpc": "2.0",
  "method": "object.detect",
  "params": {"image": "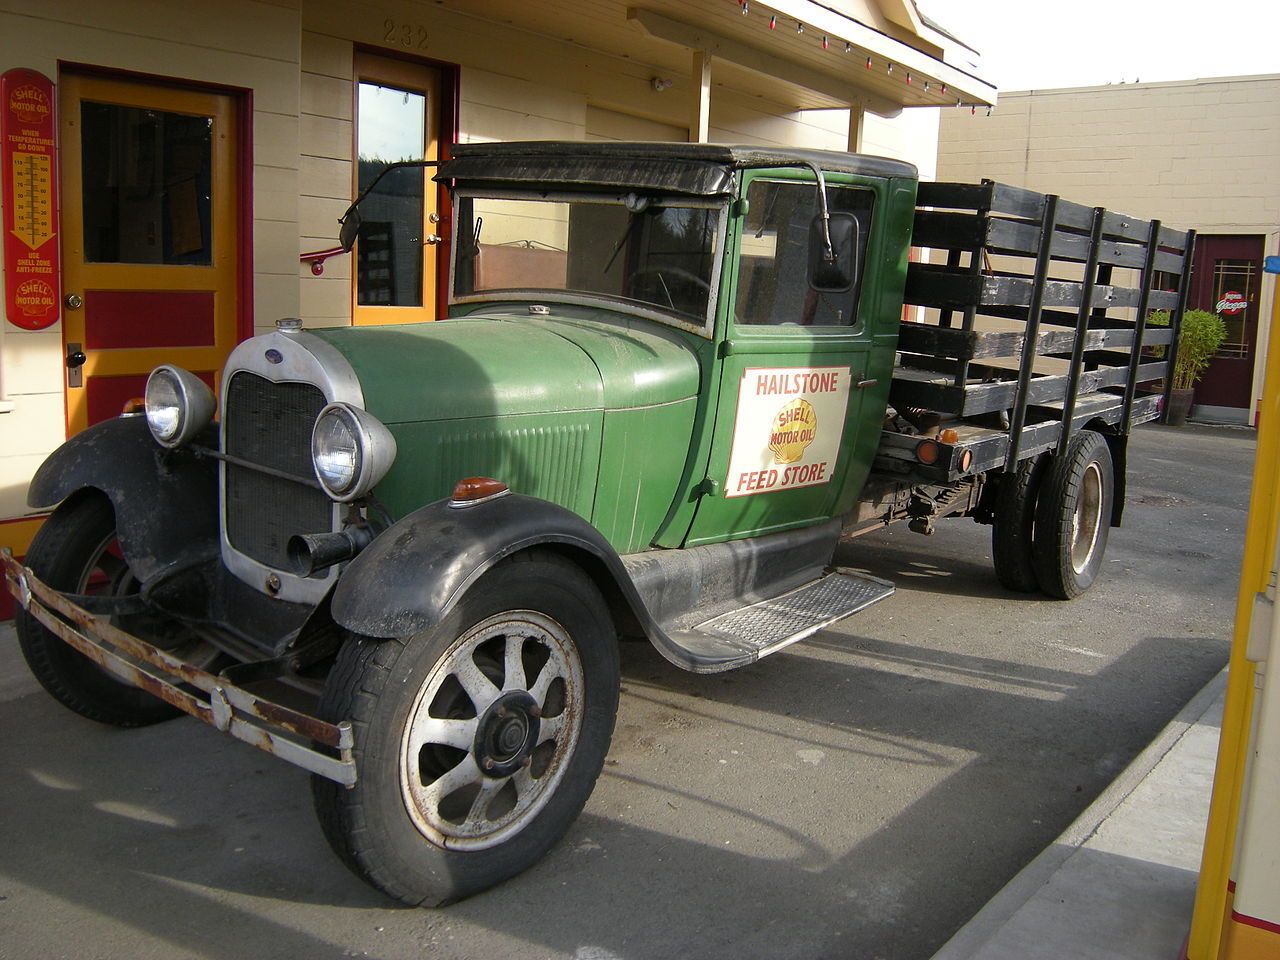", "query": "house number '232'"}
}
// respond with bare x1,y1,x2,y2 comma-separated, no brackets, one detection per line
384,19,428,49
